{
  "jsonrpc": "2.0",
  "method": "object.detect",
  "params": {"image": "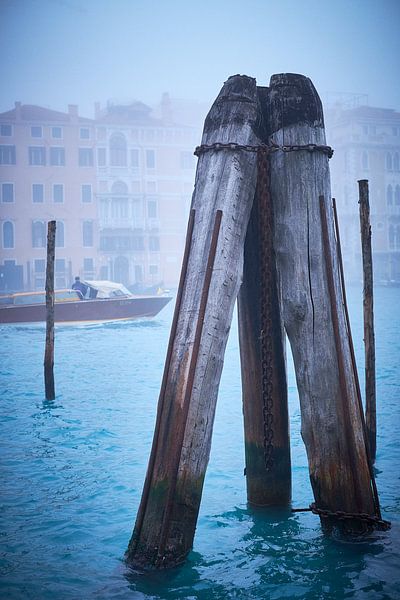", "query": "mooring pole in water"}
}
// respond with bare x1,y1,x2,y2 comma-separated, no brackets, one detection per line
267,73,375,530
126,75,262,569
44,220,56,401
358,179,376,464
238,147,291,507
